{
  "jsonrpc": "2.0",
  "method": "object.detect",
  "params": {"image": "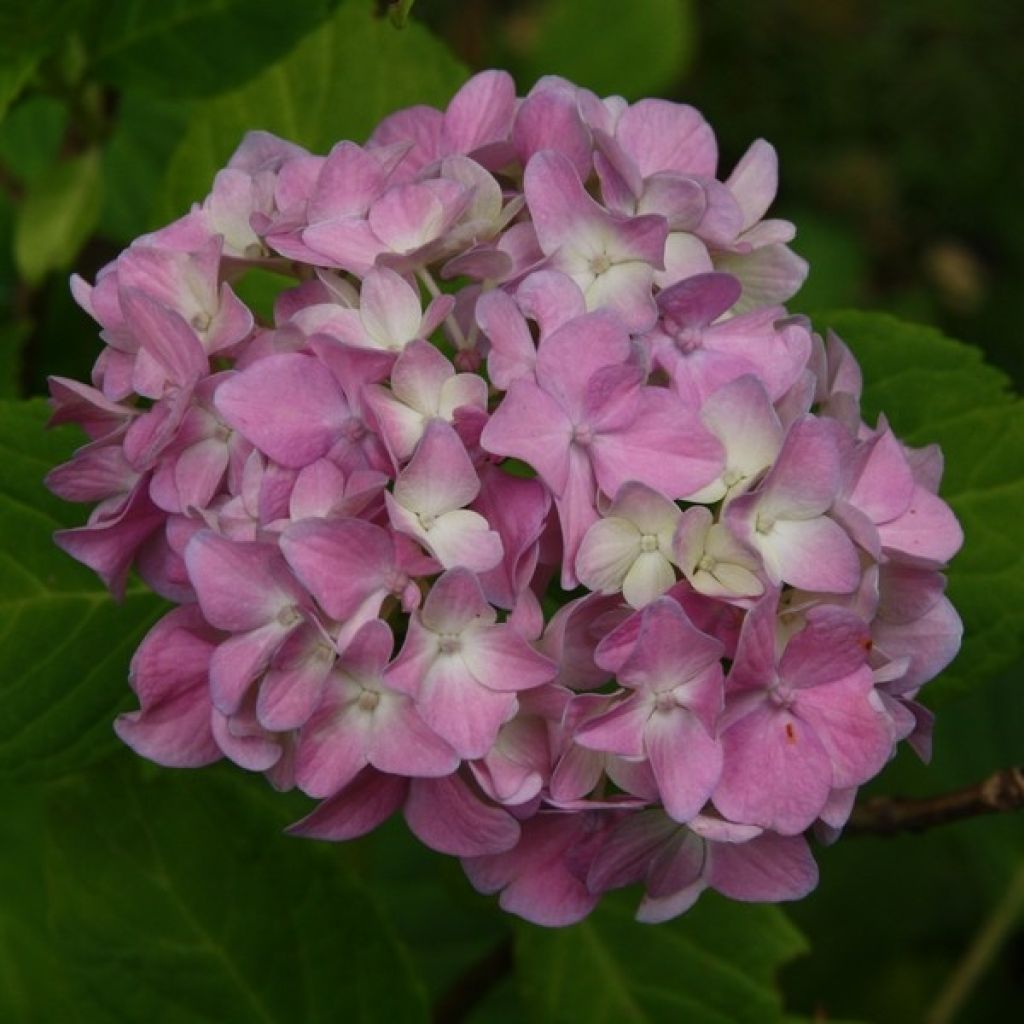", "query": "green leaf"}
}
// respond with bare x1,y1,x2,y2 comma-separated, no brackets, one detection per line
13,148,103,284
507,0,695,100
516,892,807,1023
42,760,428,1022
0,322,27,397
0,52,38,123
99,92,193,241
0,400,165,781
0,94,68,182
156,0,467,220
819,311,1024,698
84,0,341,98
